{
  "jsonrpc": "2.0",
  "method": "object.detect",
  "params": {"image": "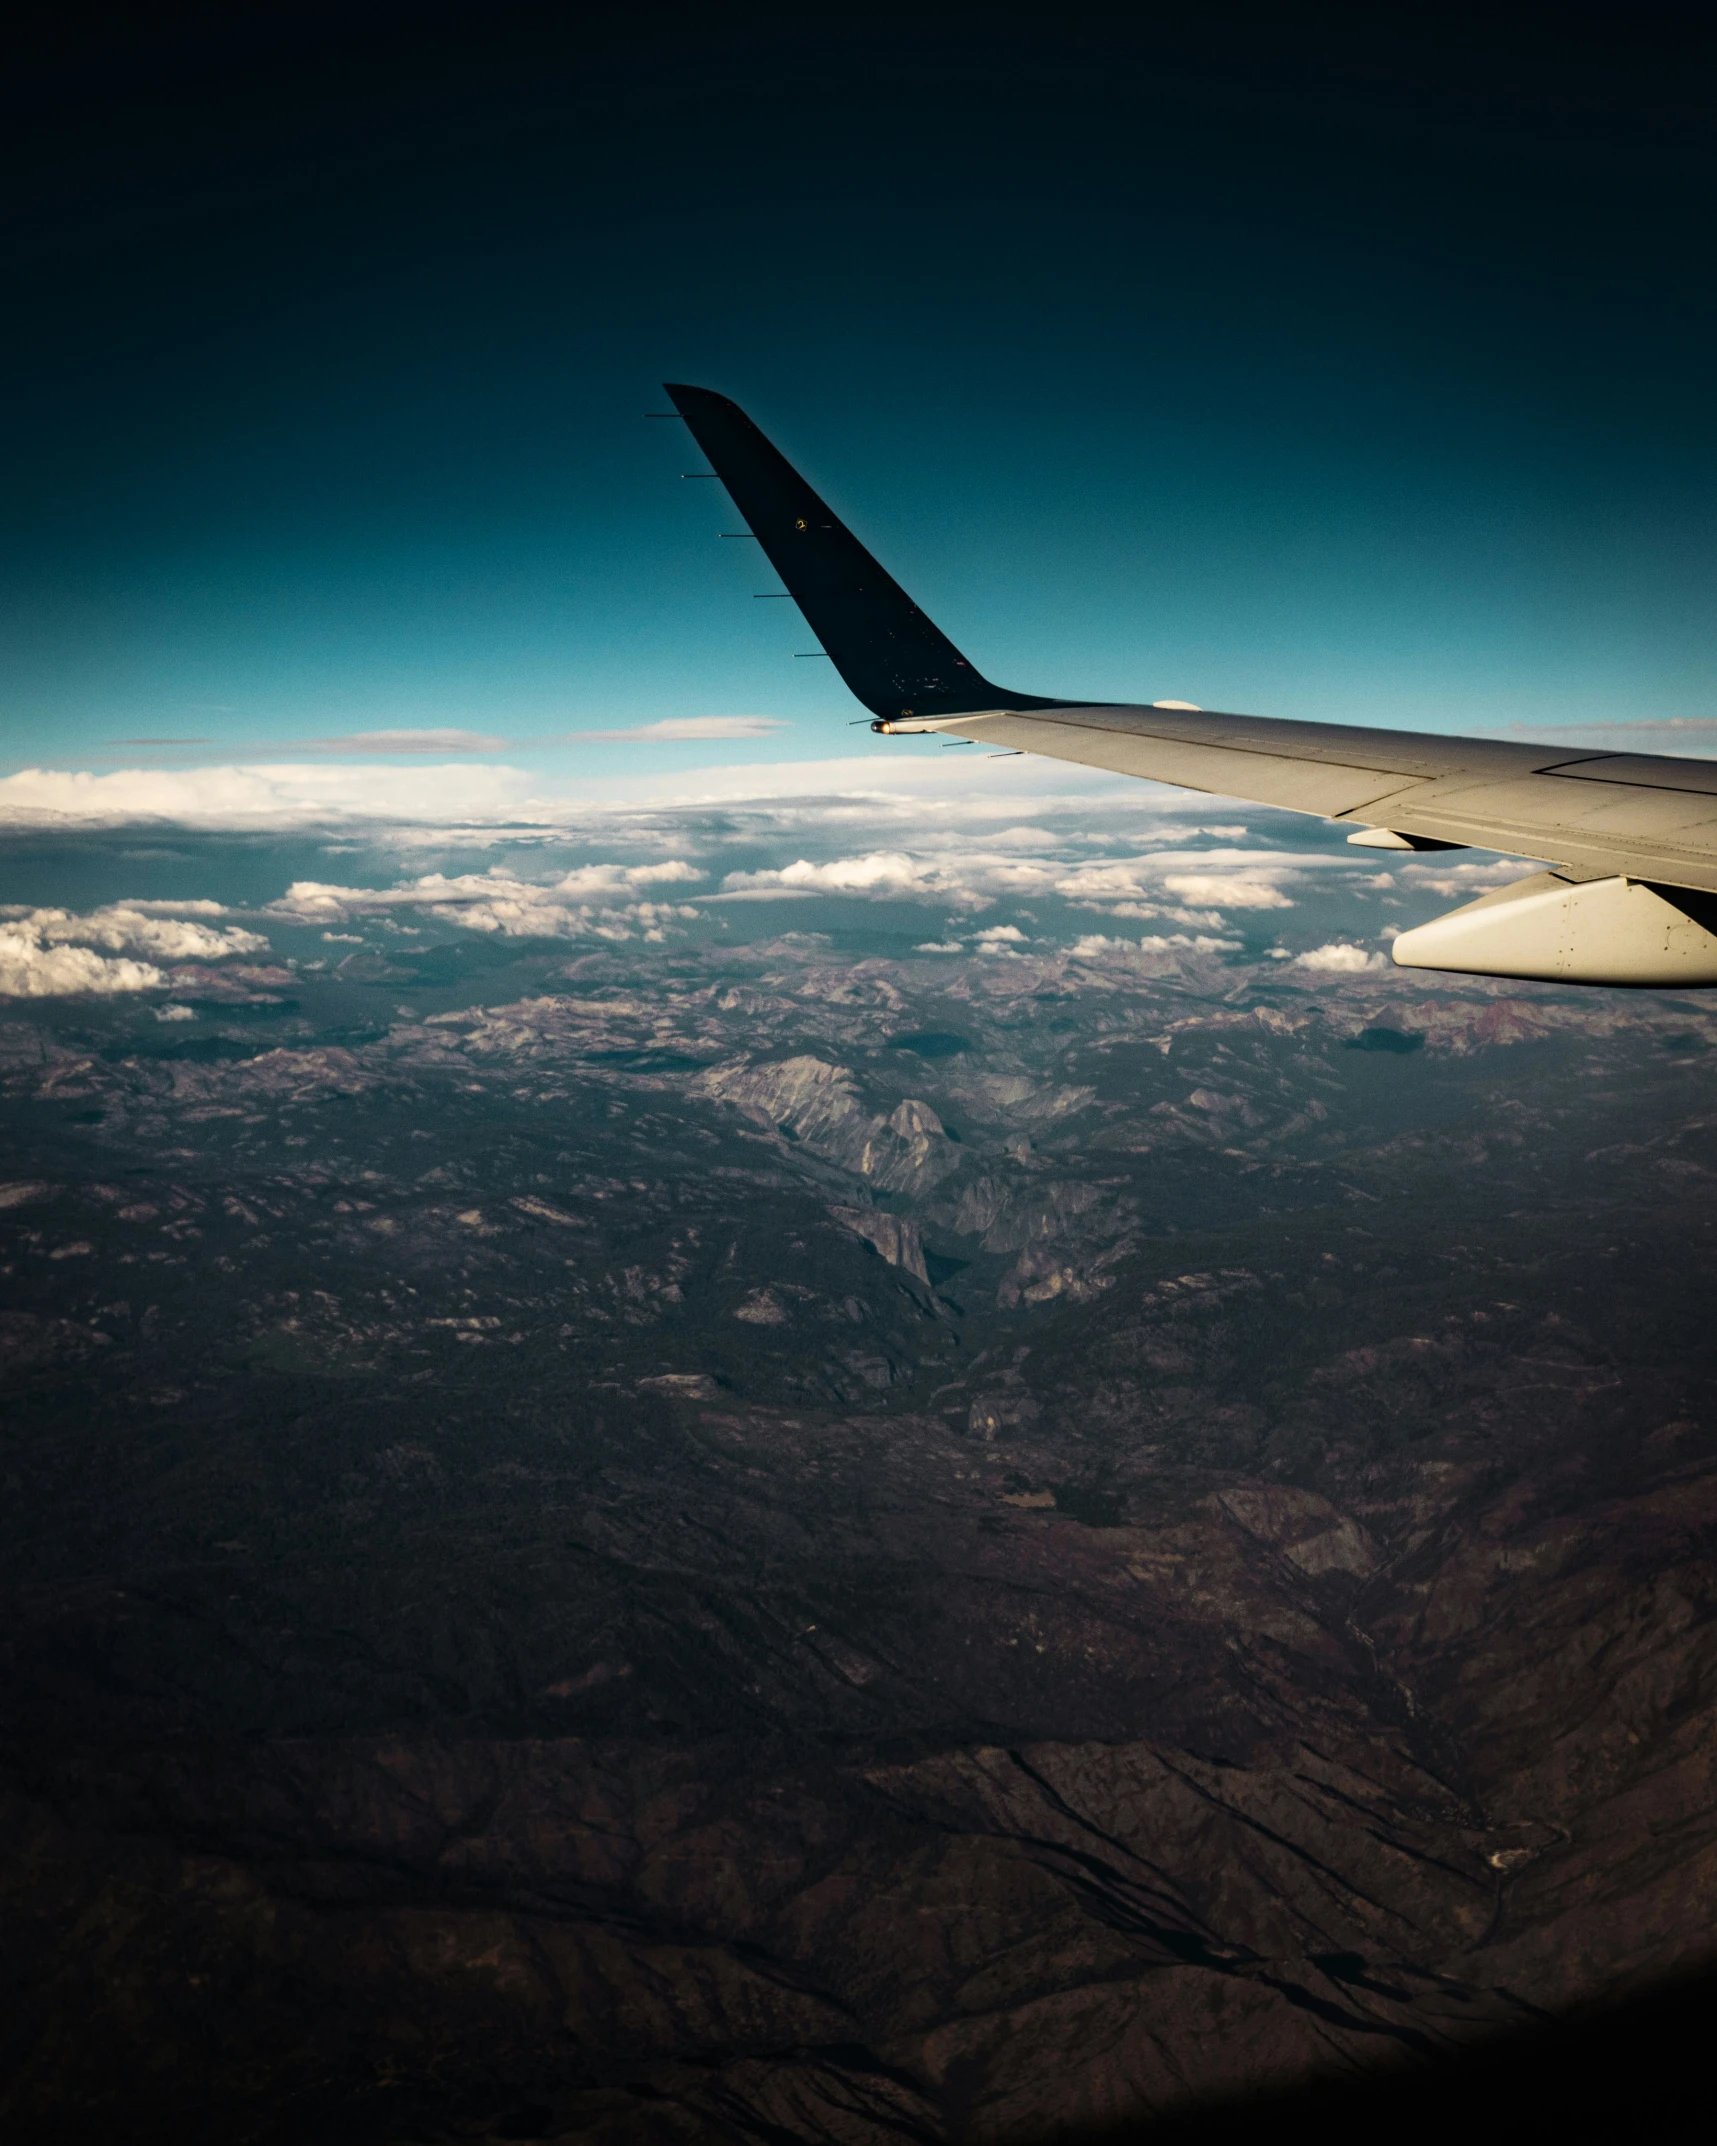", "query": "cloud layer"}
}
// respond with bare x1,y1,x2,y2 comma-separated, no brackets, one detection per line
0,752,1517,996
0,902,268,998
717,843,1349,922
297,729,512,755
272,862,704,943
92,721,793,760
570,717,792,742
0,752,1146,831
